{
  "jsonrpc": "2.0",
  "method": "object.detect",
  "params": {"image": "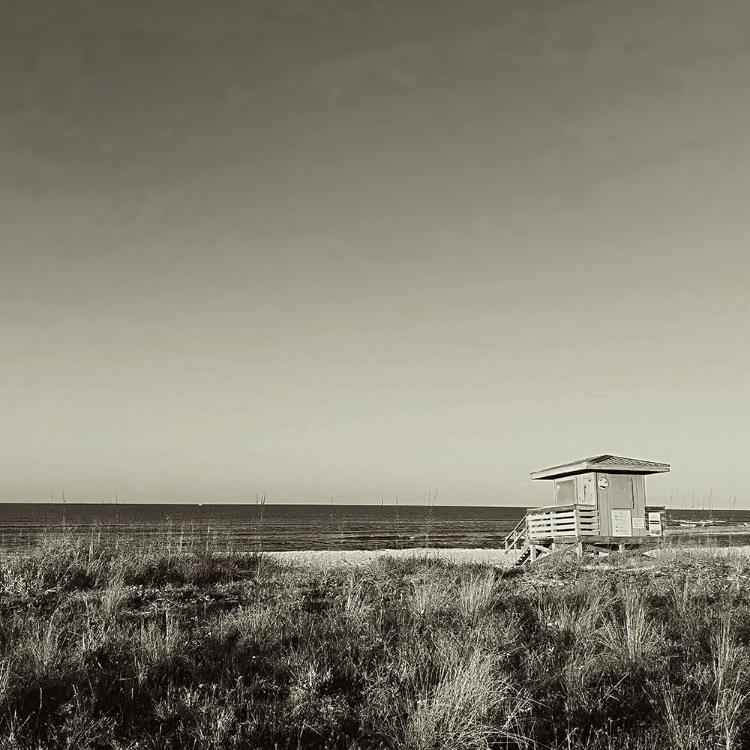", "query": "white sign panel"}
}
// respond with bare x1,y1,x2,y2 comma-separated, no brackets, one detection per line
632,517,645,530
598,477,609,490
648,512,663,537
611,509,632,537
